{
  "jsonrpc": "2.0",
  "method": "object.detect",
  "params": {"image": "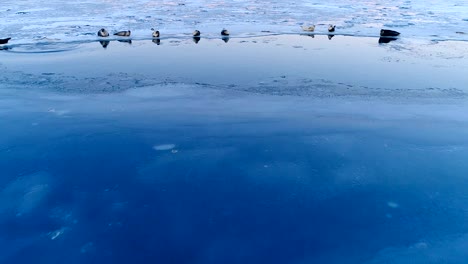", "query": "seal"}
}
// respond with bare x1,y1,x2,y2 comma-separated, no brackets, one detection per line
221,29,230,36
301,25,315,32
97,28,109,37
193,30,201,37
380,29,400,37
151,28,160,38
0,37,11,44
114,30,131,37
328,25,335,32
